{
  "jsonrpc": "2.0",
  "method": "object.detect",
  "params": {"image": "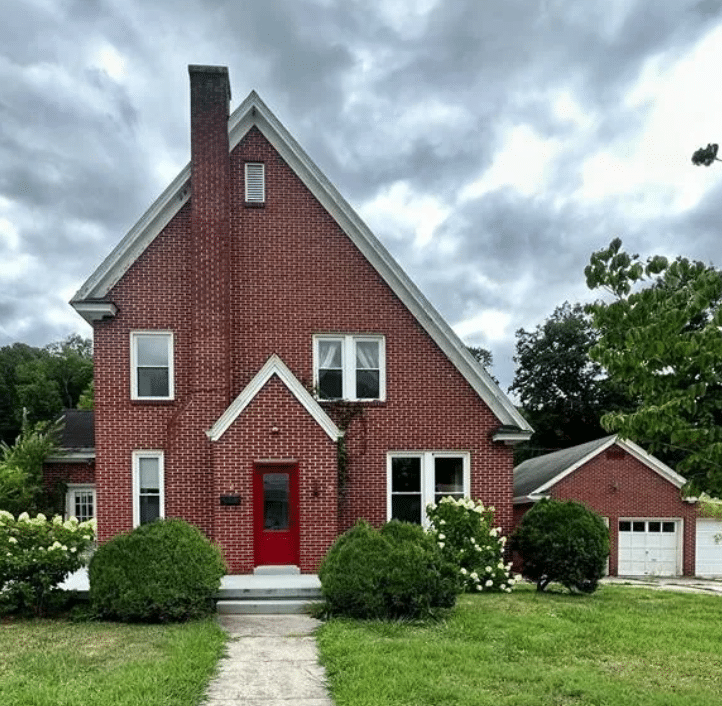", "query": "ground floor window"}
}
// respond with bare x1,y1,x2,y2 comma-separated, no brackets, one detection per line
387,452,469,526
66,485,96,522
132,451,164,526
